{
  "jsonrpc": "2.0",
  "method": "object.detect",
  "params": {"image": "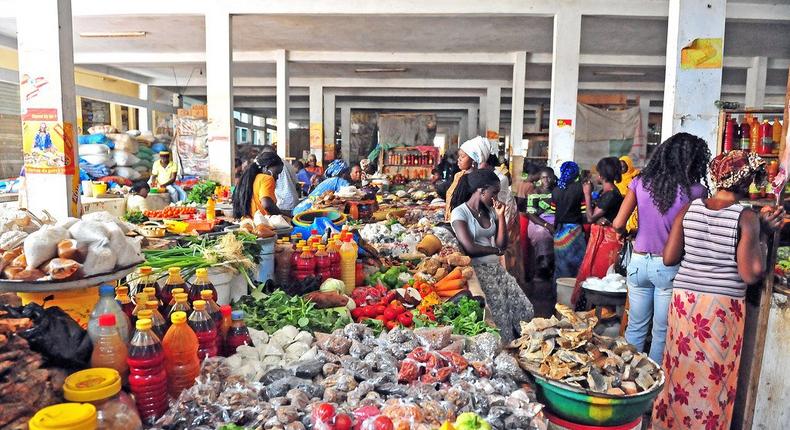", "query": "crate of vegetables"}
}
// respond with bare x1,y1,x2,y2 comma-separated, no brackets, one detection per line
143,206,197,220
